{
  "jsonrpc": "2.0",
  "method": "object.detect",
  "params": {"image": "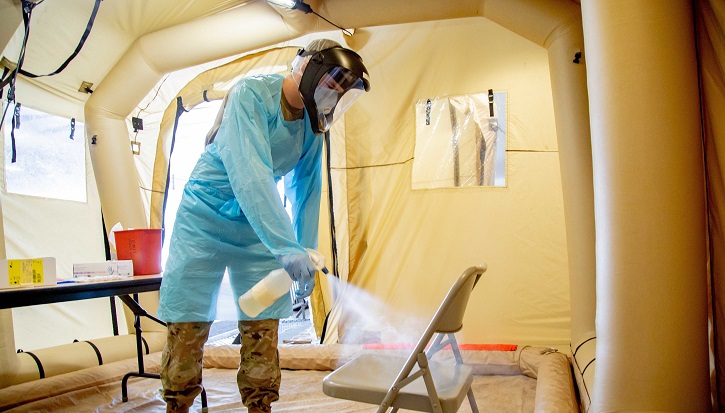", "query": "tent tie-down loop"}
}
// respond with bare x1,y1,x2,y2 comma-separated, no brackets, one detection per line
0,0,103,137
16,0,104,80
1,0,103,91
